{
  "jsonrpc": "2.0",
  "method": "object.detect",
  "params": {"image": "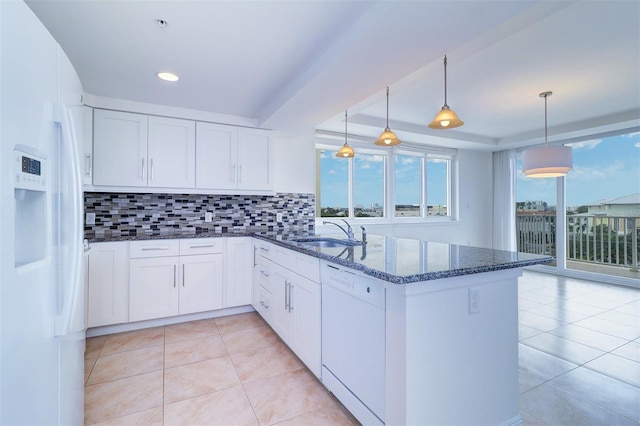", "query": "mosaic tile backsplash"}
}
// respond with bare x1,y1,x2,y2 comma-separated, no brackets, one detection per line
84,192,315,241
